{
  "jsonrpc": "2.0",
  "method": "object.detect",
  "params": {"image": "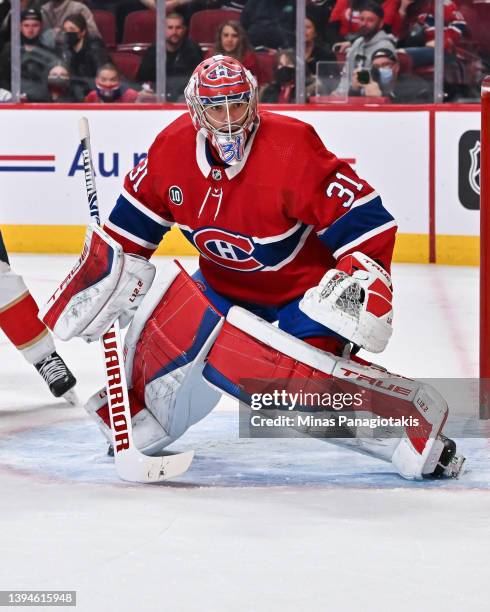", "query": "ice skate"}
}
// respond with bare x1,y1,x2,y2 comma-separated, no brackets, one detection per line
35,351,78,404
424,435,466,479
